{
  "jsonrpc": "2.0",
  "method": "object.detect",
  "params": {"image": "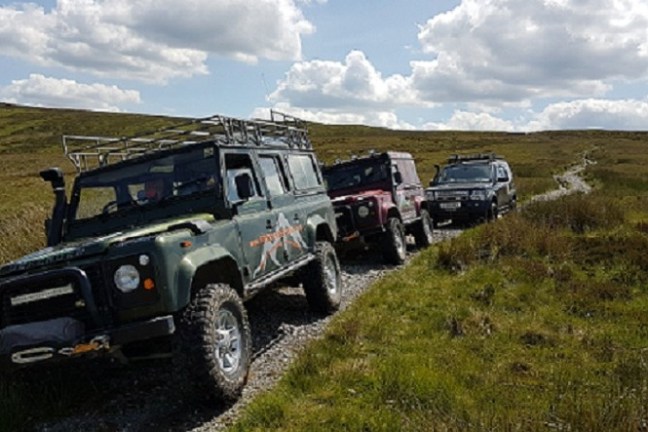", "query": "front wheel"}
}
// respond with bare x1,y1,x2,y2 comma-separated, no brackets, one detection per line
382,217,407,265
413,210,434,248
487,201,498,222
177,283,251,403
302,241,342,314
